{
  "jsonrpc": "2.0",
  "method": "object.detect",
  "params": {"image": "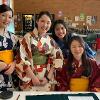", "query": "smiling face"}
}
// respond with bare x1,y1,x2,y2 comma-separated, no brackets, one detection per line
0,11,13,28
54,23,67,39
70,40,84,61
36,14,51,34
